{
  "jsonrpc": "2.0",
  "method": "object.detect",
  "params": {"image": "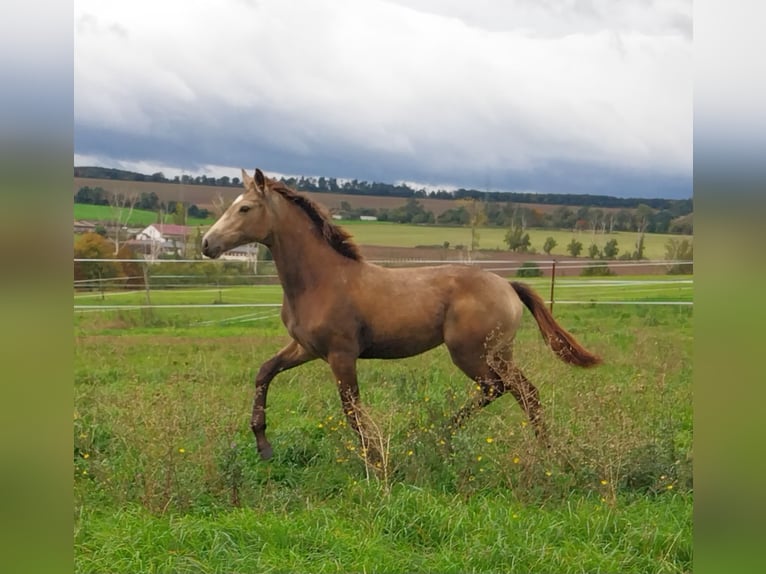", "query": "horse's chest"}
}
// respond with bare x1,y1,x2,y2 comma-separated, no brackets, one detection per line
281,303,340,357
